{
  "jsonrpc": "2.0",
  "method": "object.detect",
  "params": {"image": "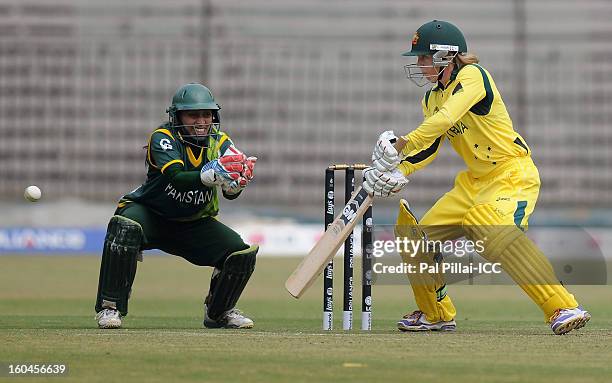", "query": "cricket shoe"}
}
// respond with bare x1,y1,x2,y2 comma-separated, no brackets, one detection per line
549,306,591,335
203,306,254,329
96,308,122,329
397,310,456,332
